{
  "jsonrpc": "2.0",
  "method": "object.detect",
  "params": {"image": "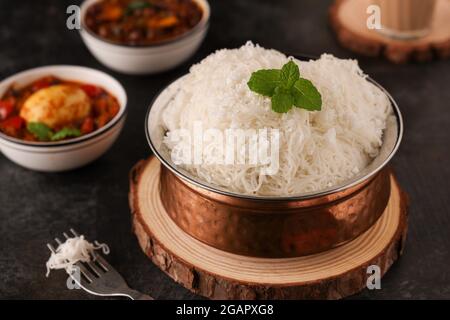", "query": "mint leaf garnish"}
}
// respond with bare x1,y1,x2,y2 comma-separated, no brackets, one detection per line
27,122,53,141
271,87,293,113
247,60,322,113
291,78,322,111
280,61,300,89
51,127,81,141
247,69,281,97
